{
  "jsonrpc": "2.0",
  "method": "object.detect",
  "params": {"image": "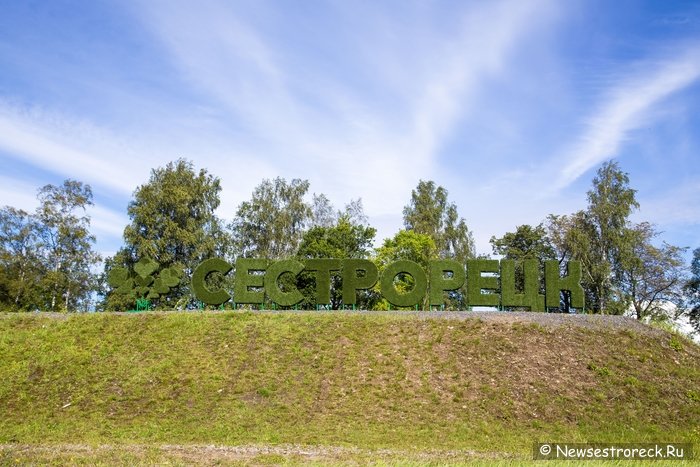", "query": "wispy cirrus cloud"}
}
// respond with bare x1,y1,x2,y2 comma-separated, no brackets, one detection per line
555,45,700,190
0,100,274,238
638,179,700,226
3,0,699,260
134,0,560,224
0,175,39,212
0,103,138,196
0,100,176,253
0,0,563,251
